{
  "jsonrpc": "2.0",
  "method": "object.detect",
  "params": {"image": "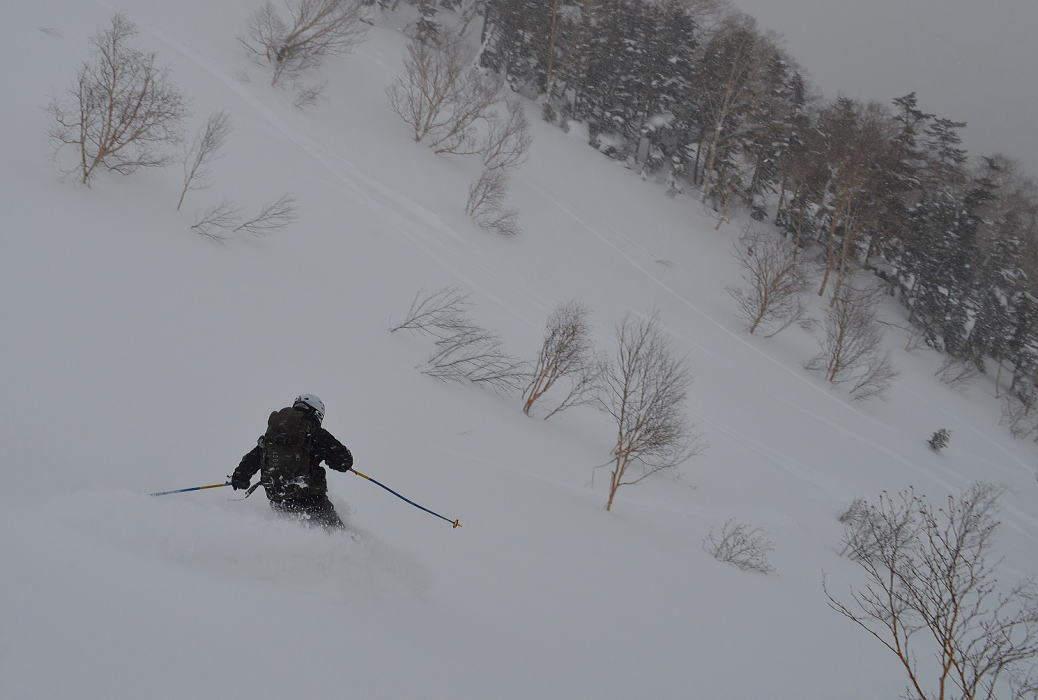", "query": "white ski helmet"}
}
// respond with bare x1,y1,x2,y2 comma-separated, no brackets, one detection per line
293,393,326,423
